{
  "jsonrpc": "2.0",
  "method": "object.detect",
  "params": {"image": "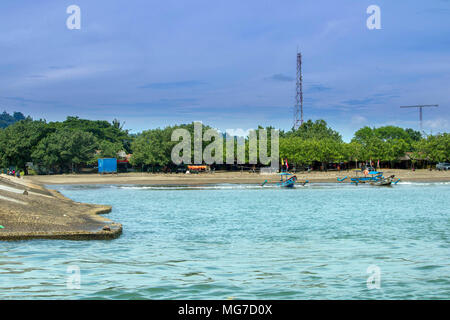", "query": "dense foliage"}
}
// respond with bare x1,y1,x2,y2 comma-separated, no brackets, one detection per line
0,112,448,174
0,116,130,173
412,133,450,163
